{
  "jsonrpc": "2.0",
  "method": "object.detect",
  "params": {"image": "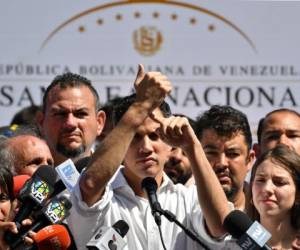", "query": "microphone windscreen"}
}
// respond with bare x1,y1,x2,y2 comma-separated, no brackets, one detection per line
33,224,71,250
223,210,253,238
51,157,90,198
141,177,157,191
113,220,129,238
33,165,57,187
13,175,30,197
74,156,91,173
